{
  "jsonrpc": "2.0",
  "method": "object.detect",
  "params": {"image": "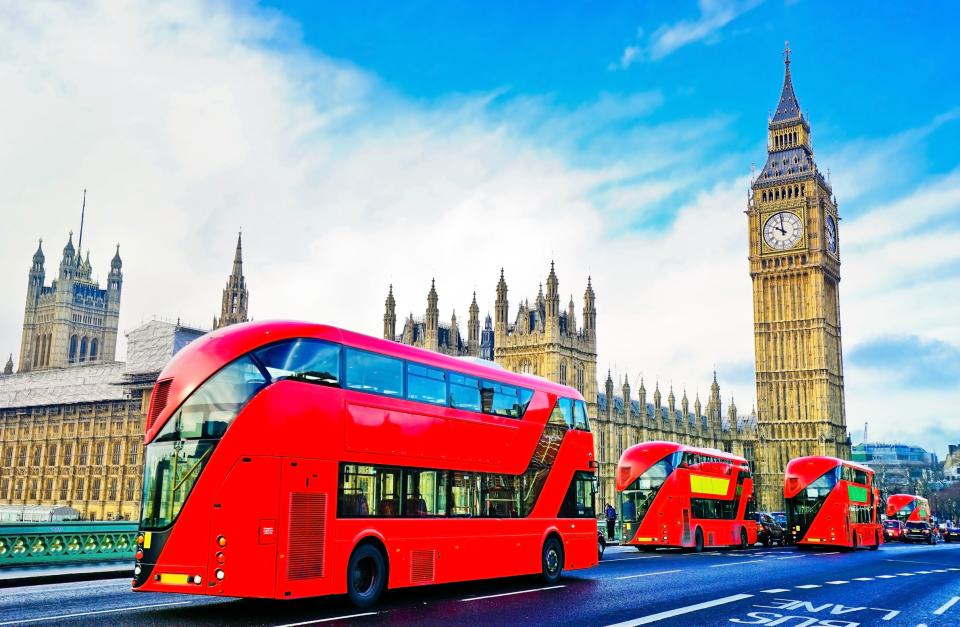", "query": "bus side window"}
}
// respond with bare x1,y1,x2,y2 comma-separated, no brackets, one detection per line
449,471,480,516
376,468,402,516
403,469,447,517
550,398,574,428
406,363,446,405
344,348,403,397
449,373,481,412
573,400,589,430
